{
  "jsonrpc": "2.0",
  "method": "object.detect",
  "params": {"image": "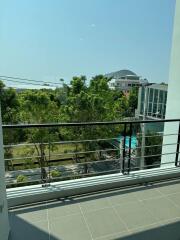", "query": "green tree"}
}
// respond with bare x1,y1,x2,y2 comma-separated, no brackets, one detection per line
60,75,124,173
1,75,138,179
0,81,21,171
144,131,162,168
18,90,61,182
16,174,28,183
0,80,20,123
137,131,163,169
128,87,138,116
